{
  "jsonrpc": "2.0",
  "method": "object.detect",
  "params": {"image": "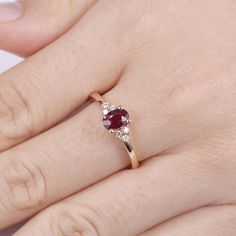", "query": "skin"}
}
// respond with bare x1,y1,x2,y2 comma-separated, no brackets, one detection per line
0,0,235,235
